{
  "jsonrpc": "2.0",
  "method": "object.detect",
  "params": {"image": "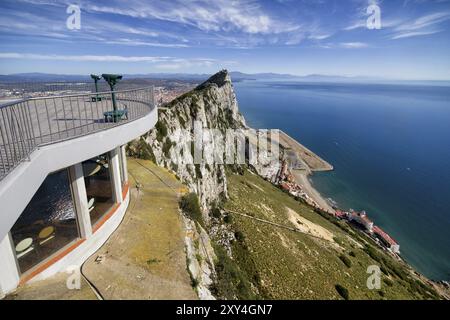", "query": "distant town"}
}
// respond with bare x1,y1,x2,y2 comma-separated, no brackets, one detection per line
0,78,196,107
